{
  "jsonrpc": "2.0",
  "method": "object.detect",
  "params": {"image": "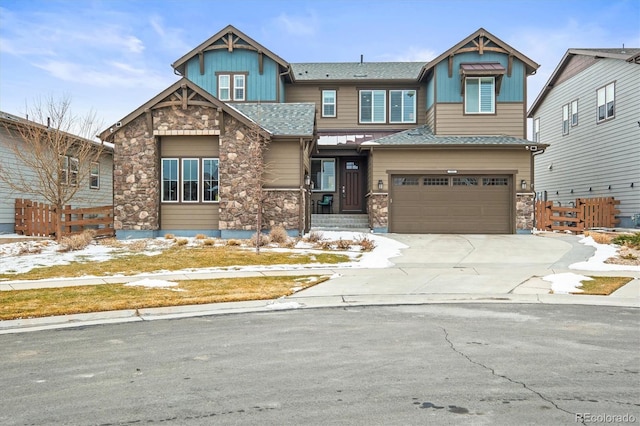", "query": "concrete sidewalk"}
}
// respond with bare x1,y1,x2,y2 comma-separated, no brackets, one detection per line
1,233,638,334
